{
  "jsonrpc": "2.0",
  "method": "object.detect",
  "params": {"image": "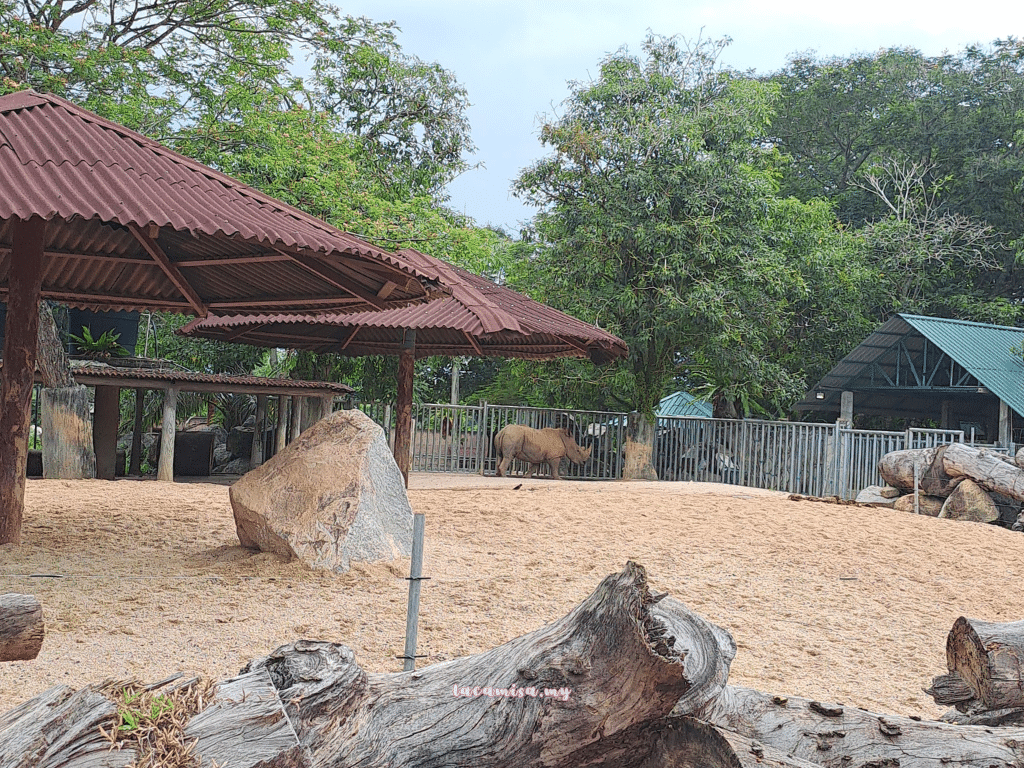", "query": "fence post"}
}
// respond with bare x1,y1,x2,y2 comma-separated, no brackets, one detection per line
477,401,488,475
